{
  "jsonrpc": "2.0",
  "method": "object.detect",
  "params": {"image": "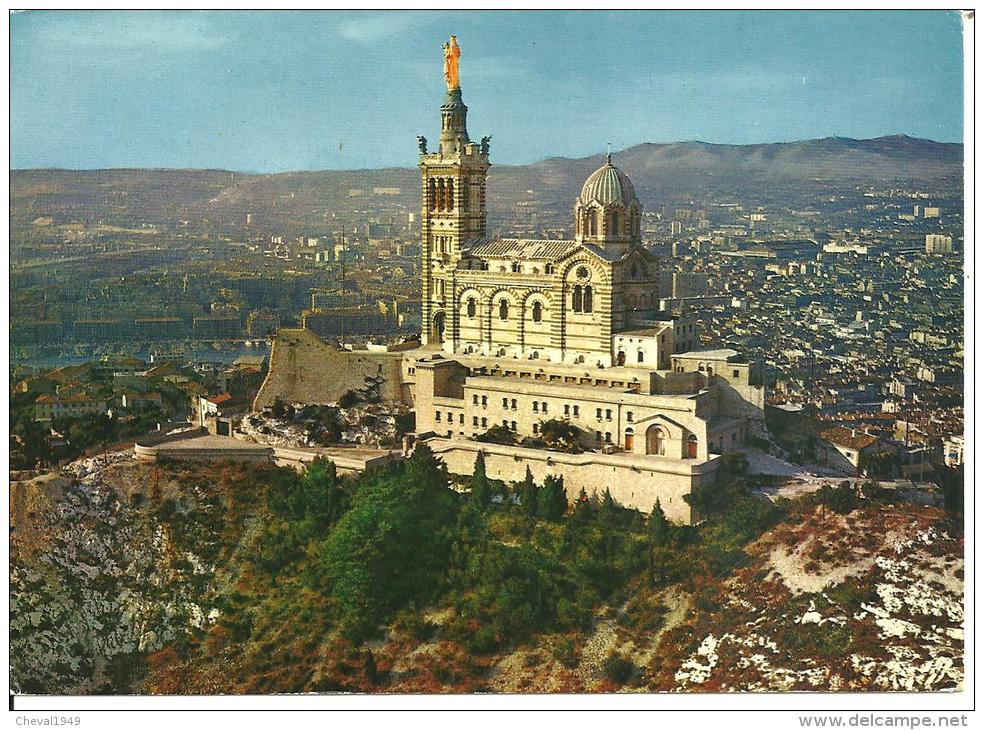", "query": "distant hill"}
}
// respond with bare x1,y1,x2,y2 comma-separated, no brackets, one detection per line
10,135,963,231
